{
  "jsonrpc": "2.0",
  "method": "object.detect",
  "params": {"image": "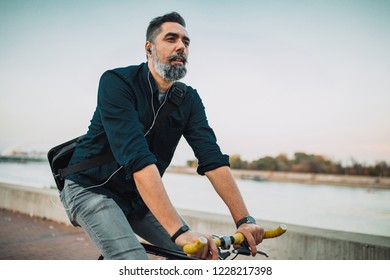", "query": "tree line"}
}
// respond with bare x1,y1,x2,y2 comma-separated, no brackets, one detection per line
186,152,390,177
